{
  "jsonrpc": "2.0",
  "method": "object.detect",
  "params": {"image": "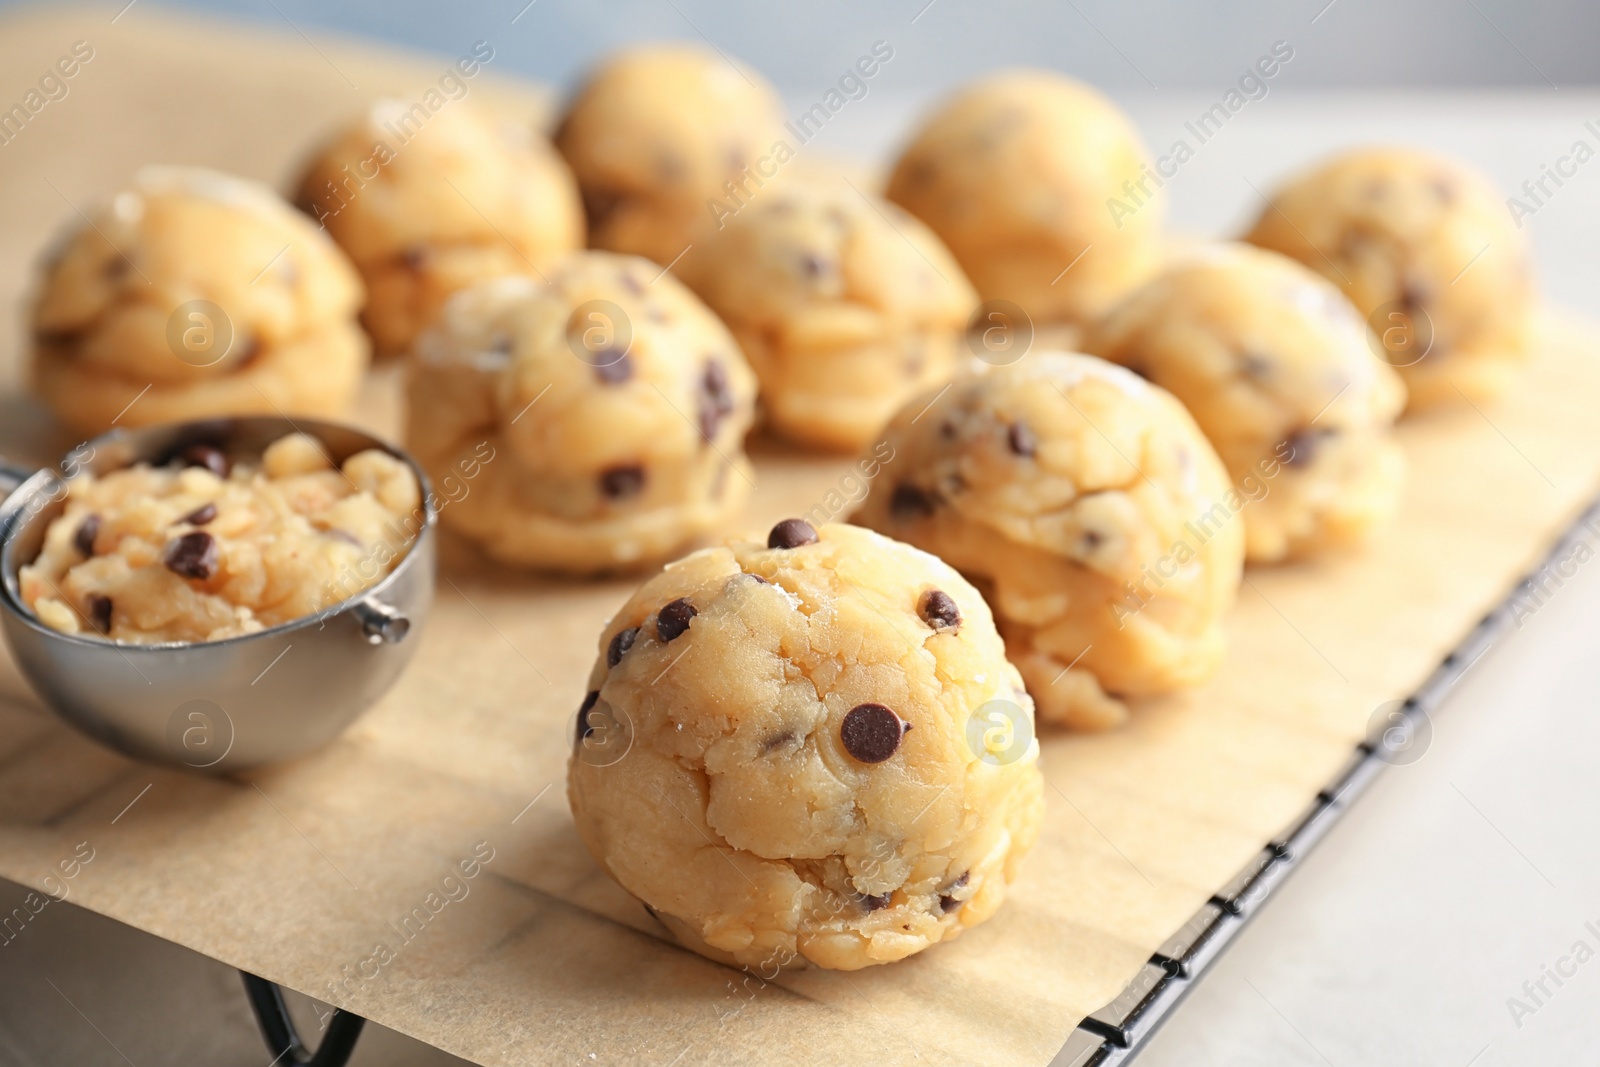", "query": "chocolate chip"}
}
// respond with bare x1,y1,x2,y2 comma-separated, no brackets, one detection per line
86,594,113,635
73,514,101,557
708,359,731,398
599,464,645,500
401,245,428,271
859,892,892,912
918,590,961,632
761,730,795,753
840,703,904,764
163,530,218,580
177,444,230,478
34,327,83,348
656,597,696,643
181,502,218,526
1007,422,1036,458
574,690,600,745
767,518,817,550
1078,529,1105,553
1241,351,1273,380
1281,428,1327,468
799,253,828,279
938,872,969,913
593,351,633,384
697,359,736,442
607,626,639,668
889,484,935,522
1399,280,1429,313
